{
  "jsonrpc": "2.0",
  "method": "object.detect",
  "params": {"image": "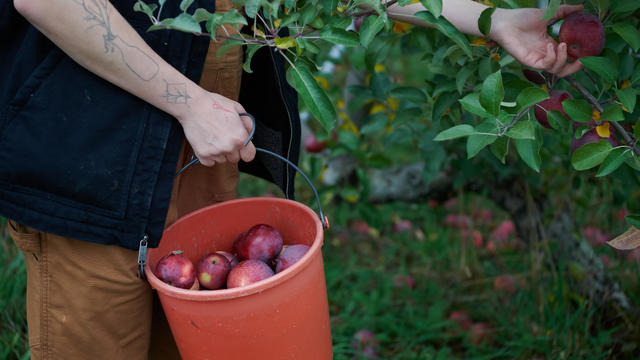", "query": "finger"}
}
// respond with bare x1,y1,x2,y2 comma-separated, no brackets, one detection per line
225,151,241,163
239,114,255,144
541,43,556,70
240,142,257,163
551,5,584,23
550,43,568,74
198,157,216,167
556,60,584,78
